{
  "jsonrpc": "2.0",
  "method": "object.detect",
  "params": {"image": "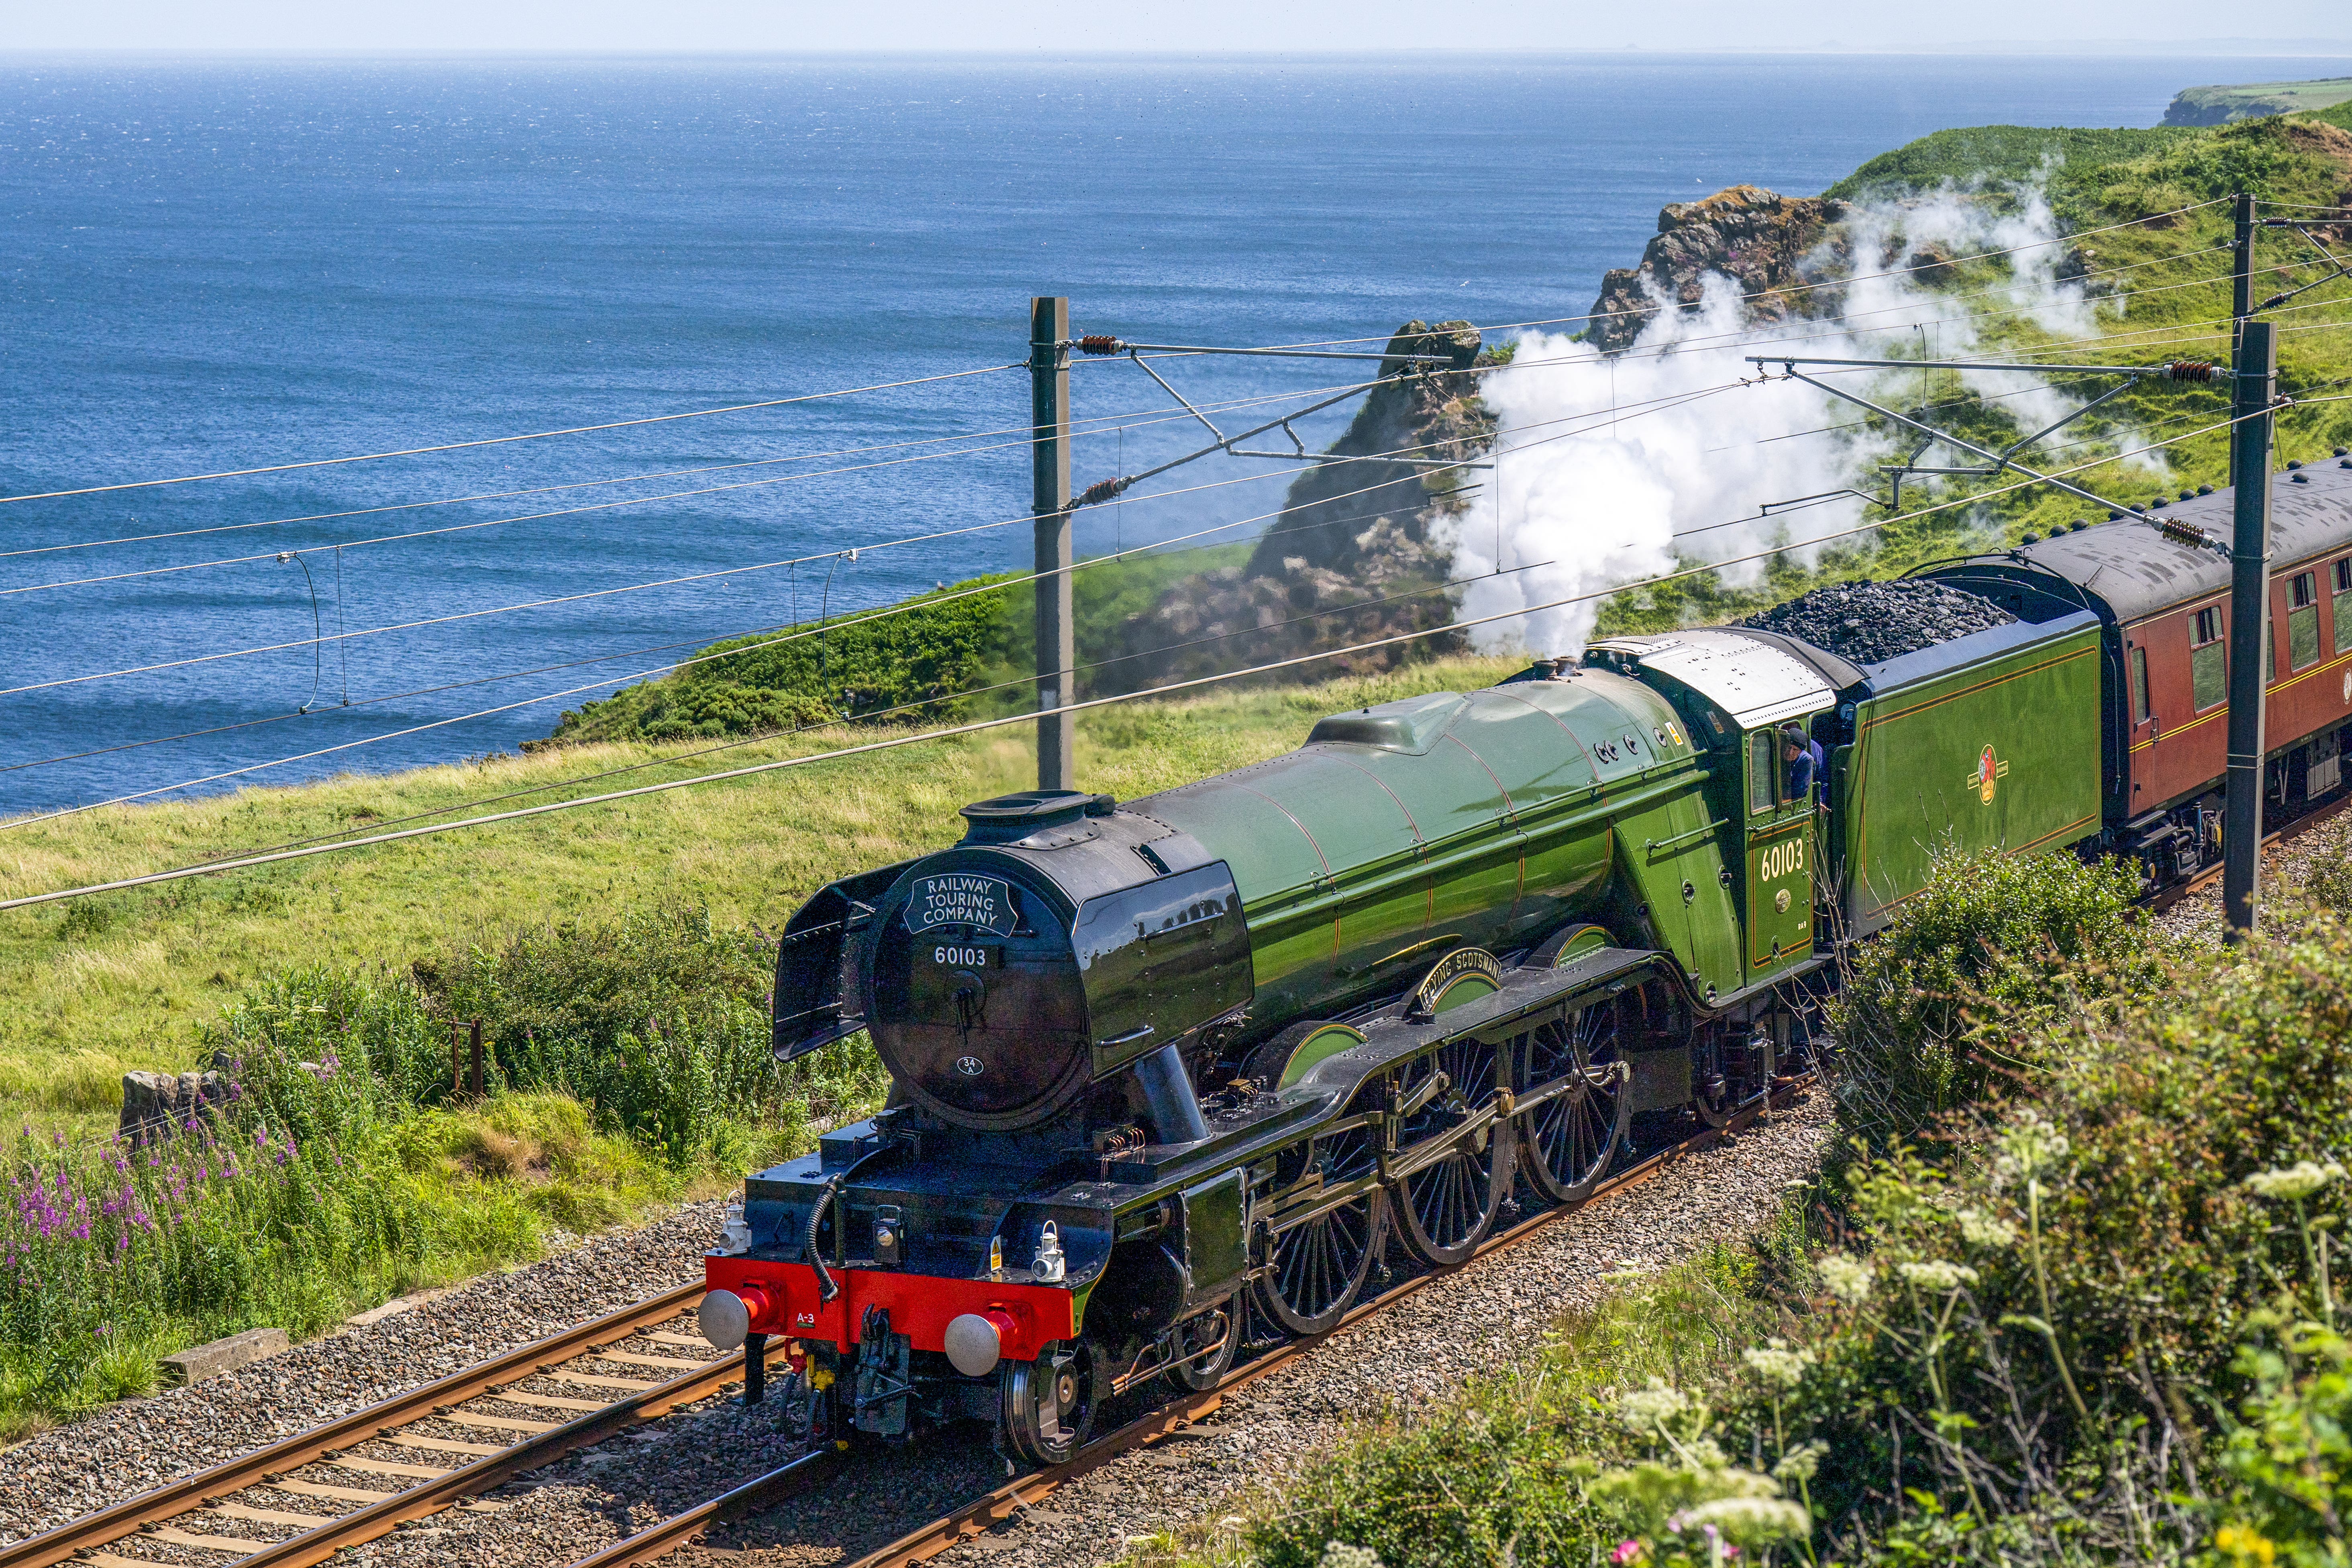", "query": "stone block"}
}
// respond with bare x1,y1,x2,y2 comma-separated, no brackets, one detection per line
159,1326,288,1387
